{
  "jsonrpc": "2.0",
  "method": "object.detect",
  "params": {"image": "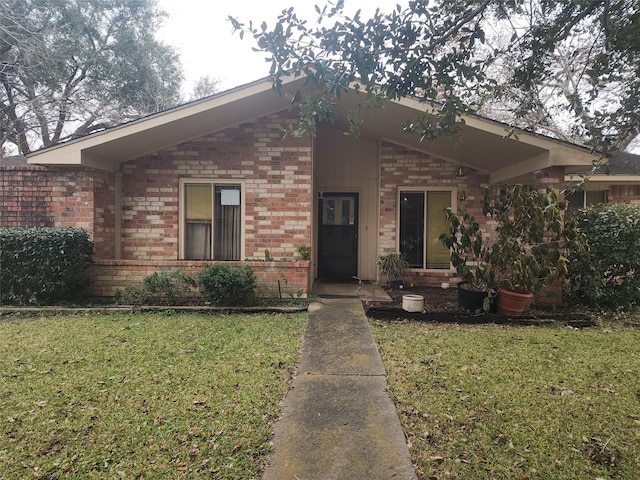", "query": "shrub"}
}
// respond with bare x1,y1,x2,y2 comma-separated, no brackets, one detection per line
114,270,197,306
198,263,256,306
440,186,586,293
0,227,94,305
567,203,640,309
